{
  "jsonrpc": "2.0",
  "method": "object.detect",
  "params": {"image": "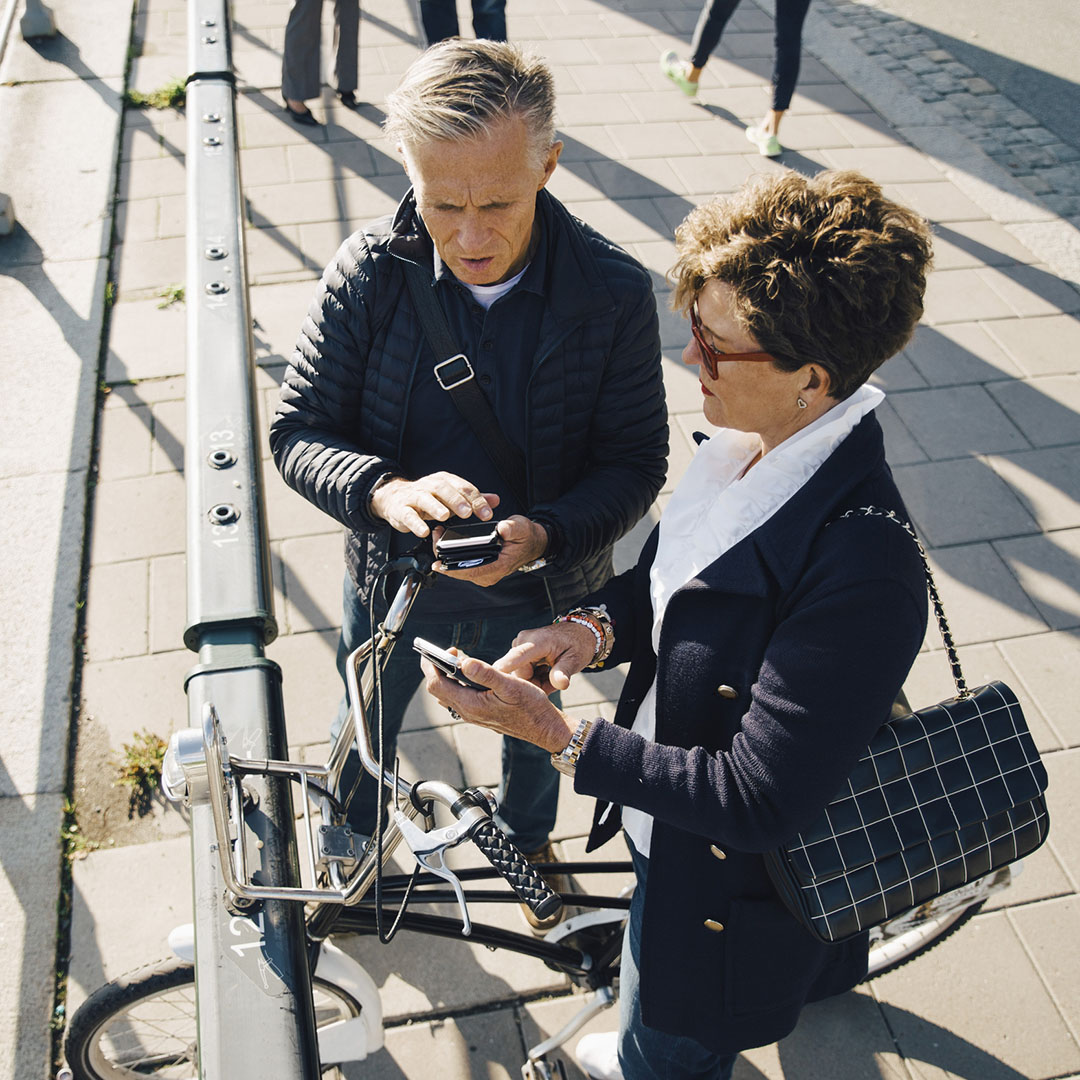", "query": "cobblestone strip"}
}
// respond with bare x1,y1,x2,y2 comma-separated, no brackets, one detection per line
815,0,1080,220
